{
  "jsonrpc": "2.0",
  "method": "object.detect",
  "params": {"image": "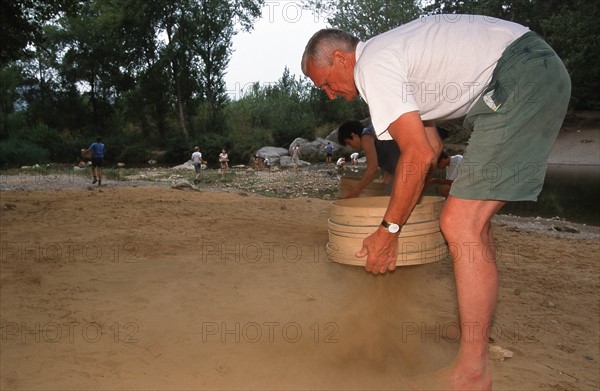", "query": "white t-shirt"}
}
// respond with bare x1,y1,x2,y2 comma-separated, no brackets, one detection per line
191,151,202,164
354,15,529,140
446,154,464,181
